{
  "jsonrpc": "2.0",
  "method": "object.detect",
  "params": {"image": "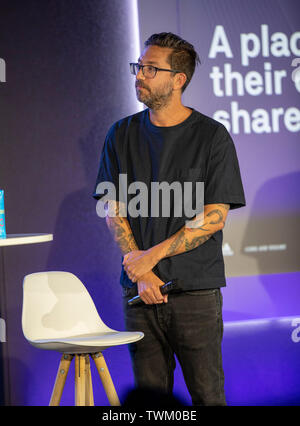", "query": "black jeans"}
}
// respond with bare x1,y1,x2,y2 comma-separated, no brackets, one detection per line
122,287,226,406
